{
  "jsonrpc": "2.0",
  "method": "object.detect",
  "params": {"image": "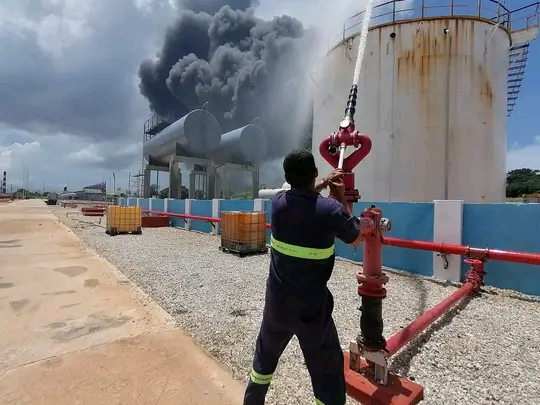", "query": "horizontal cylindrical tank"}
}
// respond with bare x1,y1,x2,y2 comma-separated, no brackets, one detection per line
258,182,290,199
313,17,510,202
209,124,268,164
143,109,222,166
